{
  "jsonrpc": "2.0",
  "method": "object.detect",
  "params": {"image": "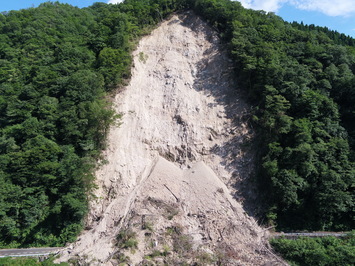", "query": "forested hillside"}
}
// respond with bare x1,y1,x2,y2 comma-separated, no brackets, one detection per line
0,0,185,248
189,0,355,231
0,0,354,250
